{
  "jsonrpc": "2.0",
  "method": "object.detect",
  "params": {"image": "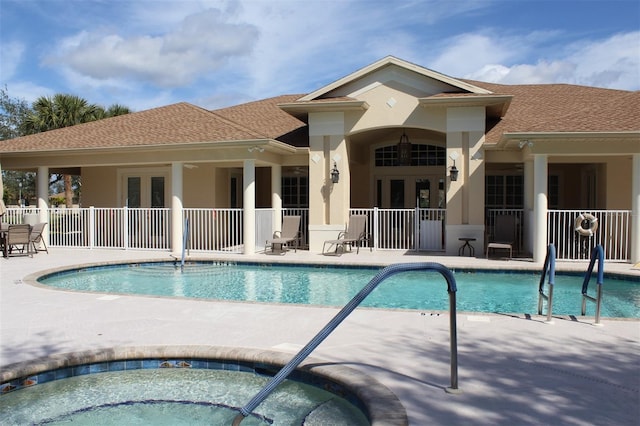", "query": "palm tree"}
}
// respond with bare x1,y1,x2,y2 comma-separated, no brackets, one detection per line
22,94,131,206
23,94,102,134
